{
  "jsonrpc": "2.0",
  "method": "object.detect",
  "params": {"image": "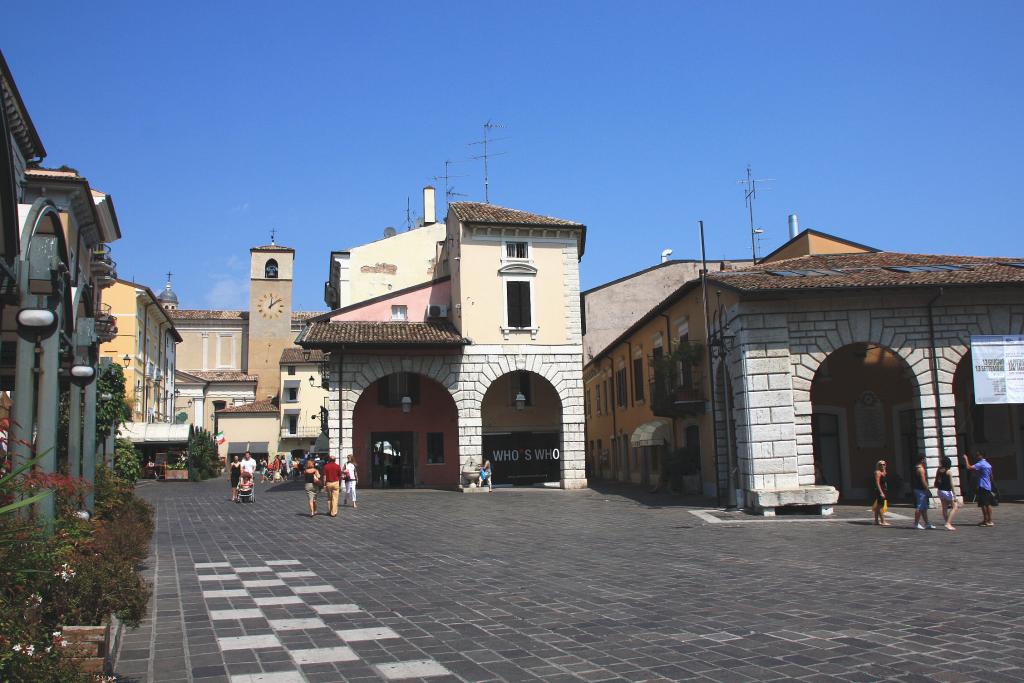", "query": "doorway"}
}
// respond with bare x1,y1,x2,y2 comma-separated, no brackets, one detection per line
370,432,415,488
812,412,842,489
